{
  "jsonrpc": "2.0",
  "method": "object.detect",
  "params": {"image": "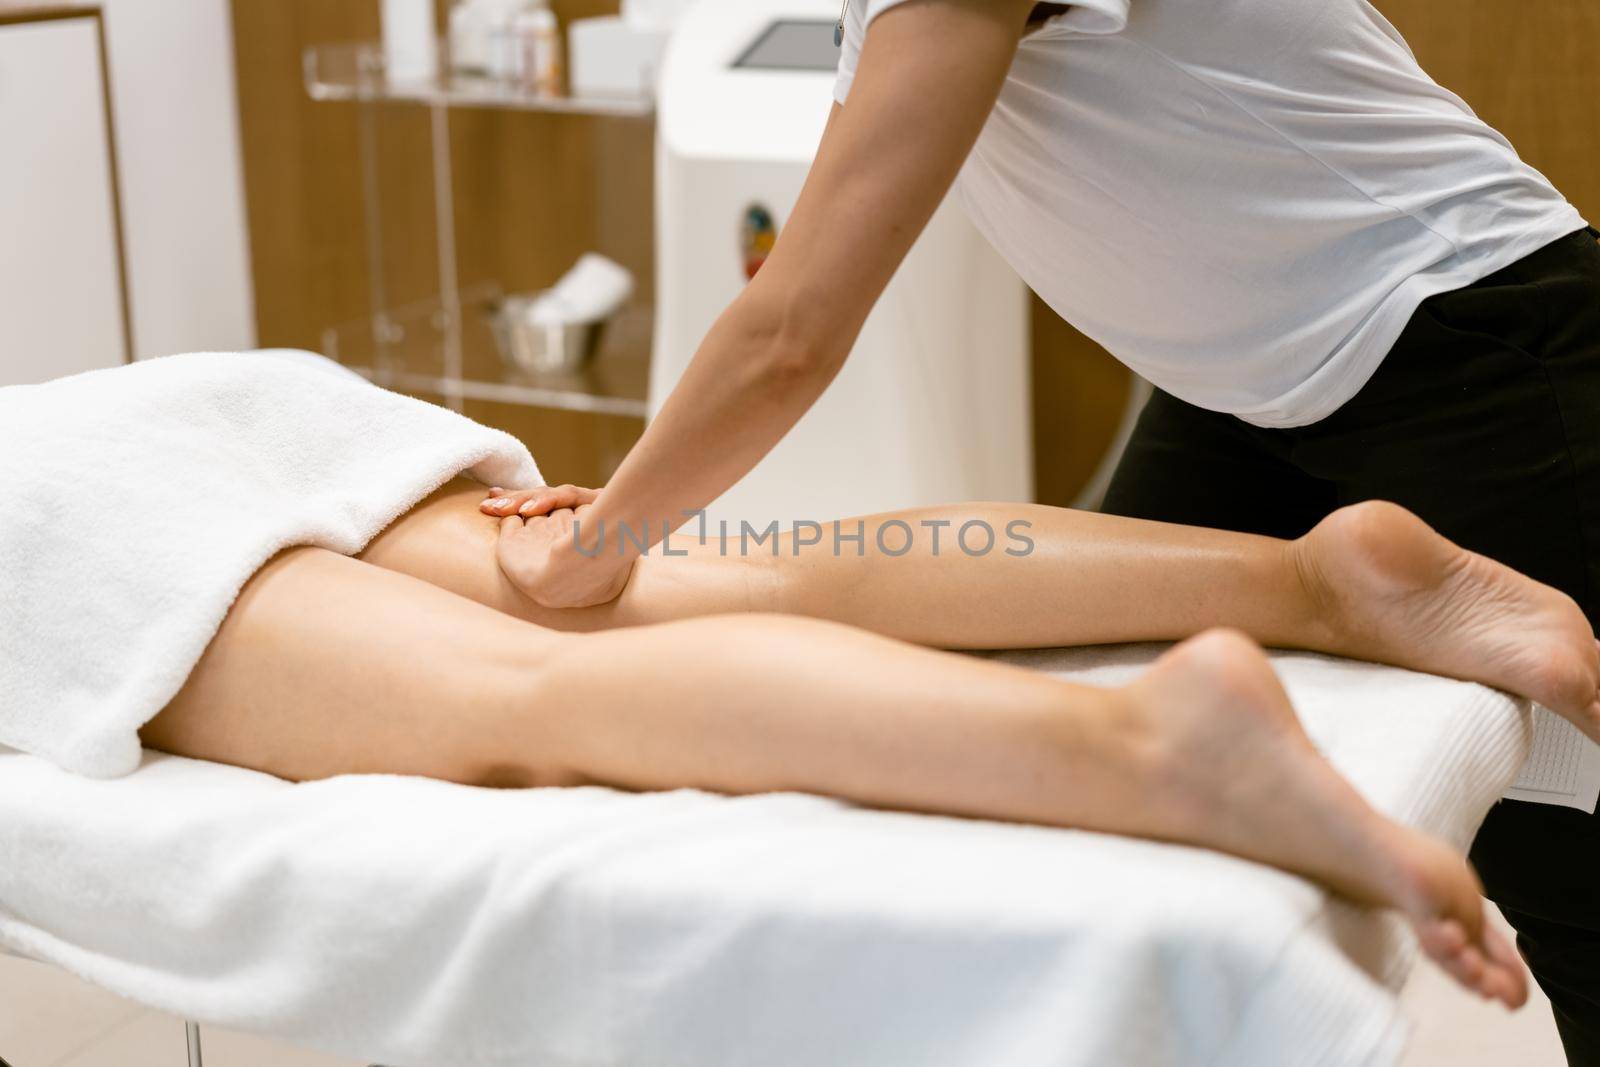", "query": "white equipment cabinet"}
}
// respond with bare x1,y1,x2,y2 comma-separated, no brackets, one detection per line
0,5,131,386
652,0,1032,528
